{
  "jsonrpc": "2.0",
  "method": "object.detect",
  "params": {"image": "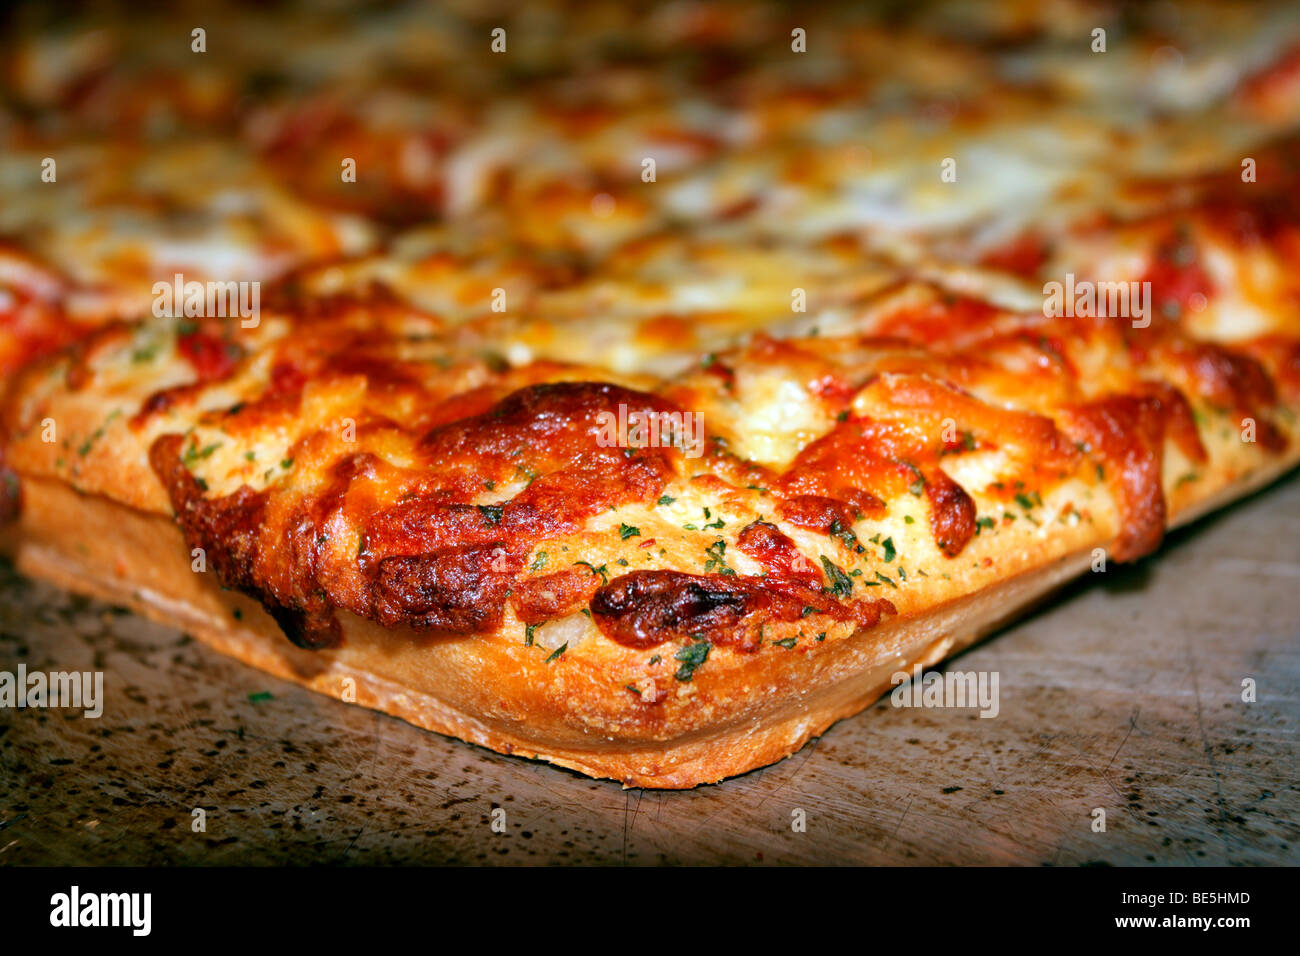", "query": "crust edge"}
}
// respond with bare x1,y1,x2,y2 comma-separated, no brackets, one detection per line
6,455,1297,789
